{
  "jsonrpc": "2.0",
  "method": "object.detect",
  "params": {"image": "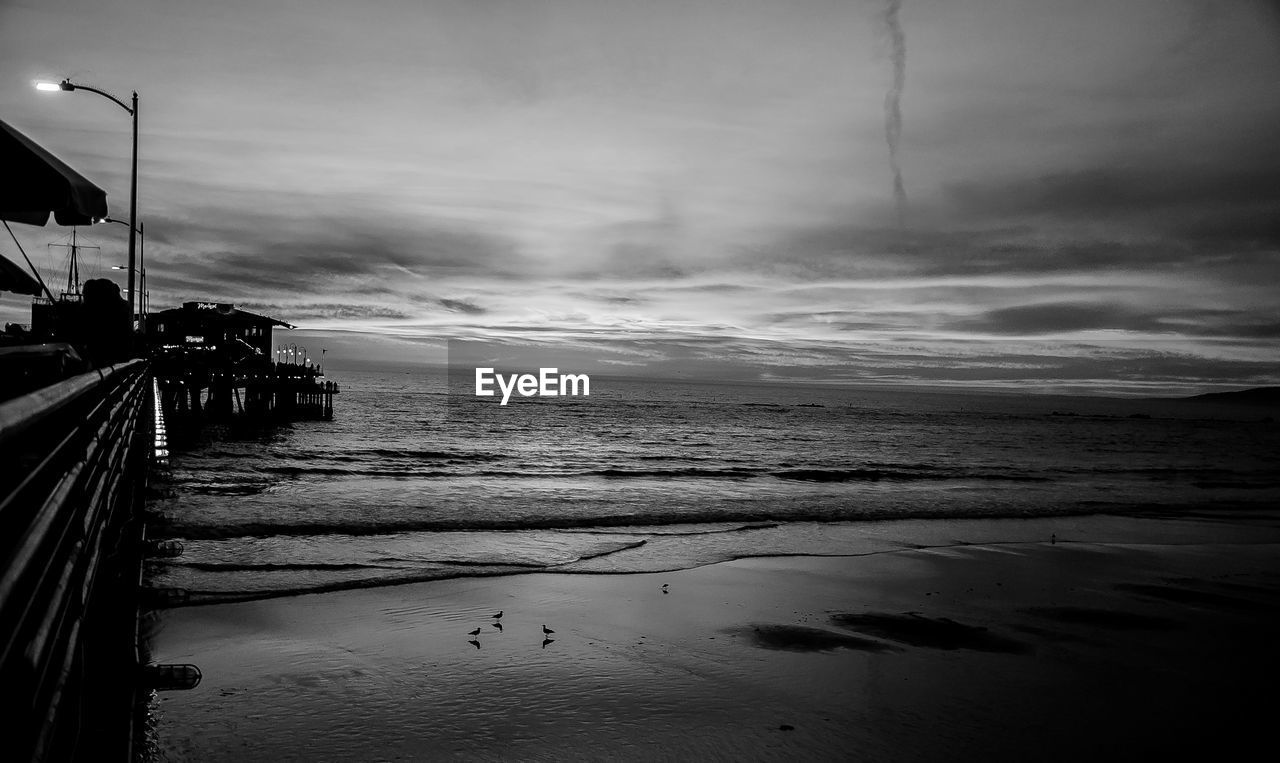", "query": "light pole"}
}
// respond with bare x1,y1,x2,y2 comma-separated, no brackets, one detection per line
104,217,145,331
37,78,139,333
